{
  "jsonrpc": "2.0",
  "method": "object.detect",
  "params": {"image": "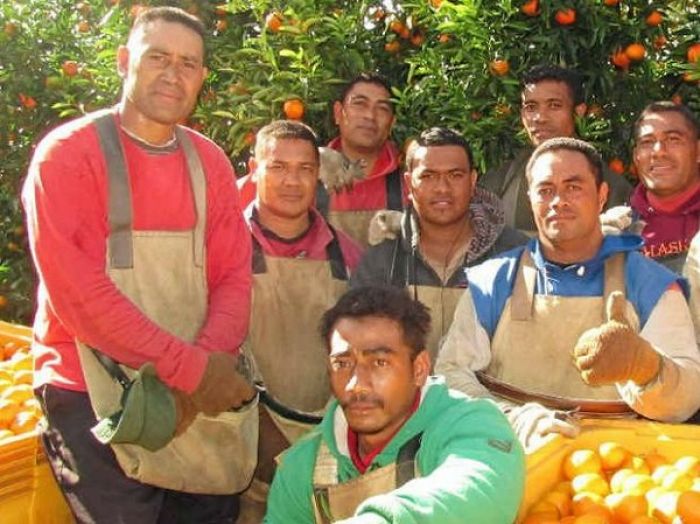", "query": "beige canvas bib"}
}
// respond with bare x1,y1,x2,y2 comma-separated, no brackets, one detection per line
412,285,465,363
328,209,376,249
484,250,638,409
76,112,257,494
311,434,421,524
